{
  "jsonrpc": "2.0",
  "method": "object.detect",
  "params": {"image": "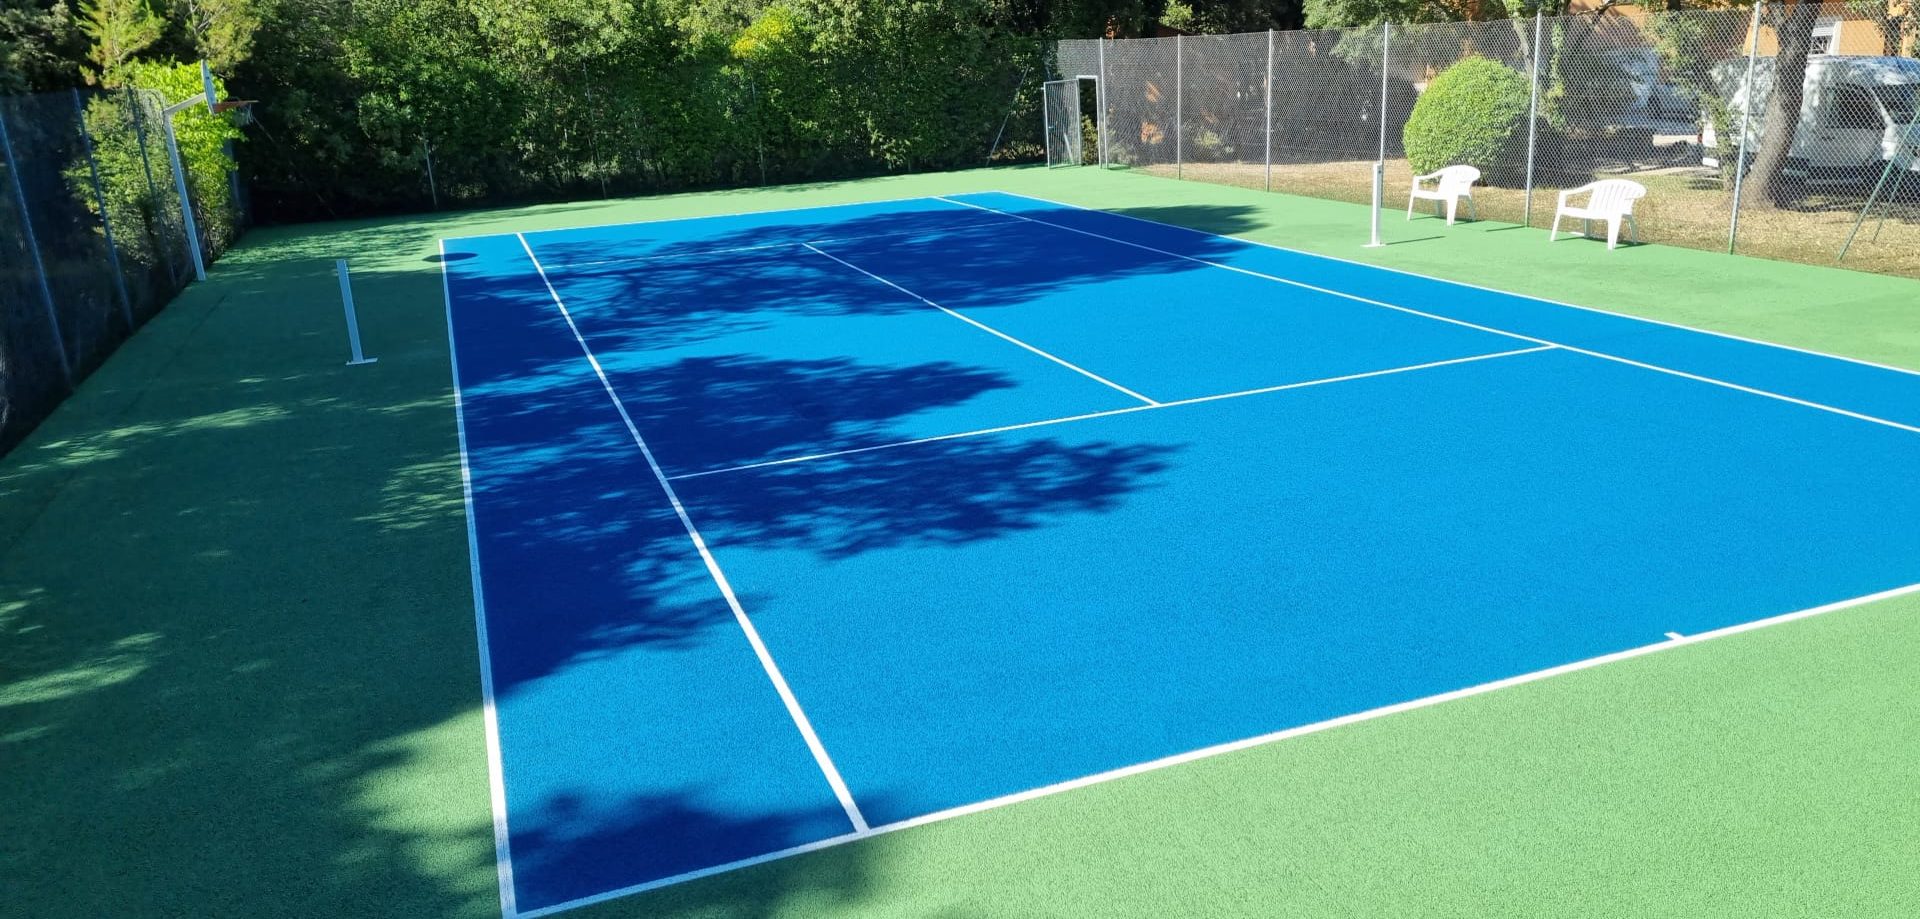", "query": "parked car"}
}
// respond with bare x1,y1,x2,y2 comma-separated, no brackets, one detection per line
1705,55,1920,185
